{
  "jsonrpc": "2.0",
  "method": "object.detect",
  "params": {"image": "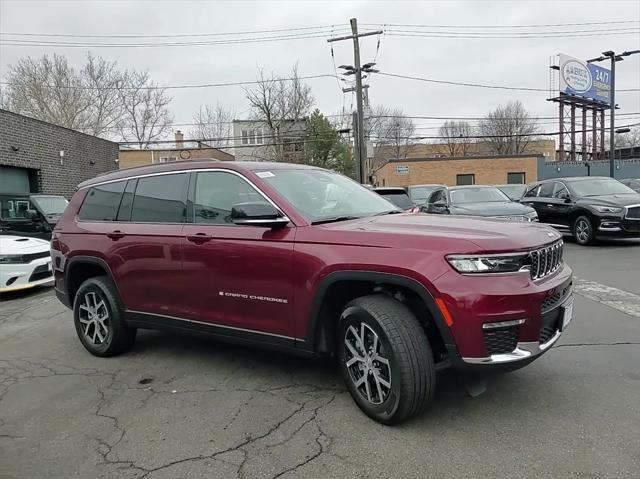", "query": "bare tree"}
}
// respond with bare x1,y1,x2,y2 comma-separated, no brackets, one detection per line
3,53,123,137
368,107,416,169
439,120,473,157
189,102,234,149
480,100,538,154
244,63,314,160
117,70,173,149
616,126,640,148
